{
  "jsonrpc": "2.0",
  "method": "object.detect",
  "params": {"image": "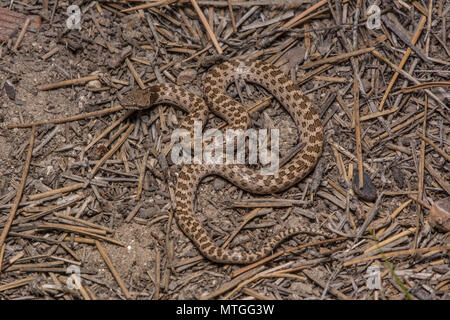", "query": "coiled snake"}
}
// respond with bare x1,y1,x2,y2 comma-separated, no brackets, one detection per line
121,59,330,264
